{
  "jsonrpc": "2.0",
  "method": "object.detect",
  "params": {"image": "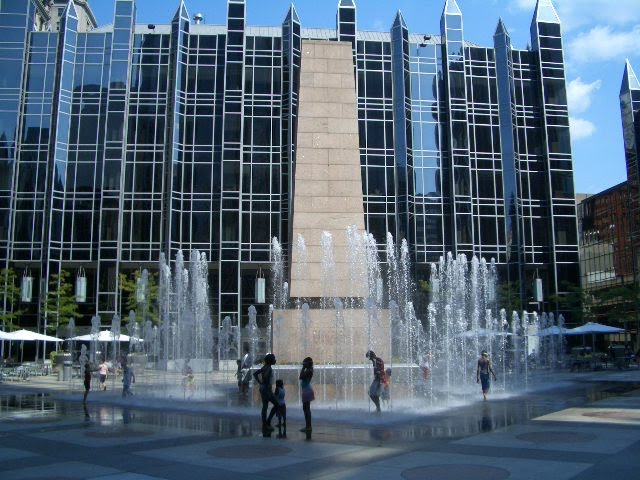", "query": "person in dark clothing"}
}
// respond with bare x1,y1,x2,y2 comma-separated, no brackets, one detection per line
299,357,315,435
267,379,286,438
253,353,278,431
83,363,92,403
365,350,387,413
